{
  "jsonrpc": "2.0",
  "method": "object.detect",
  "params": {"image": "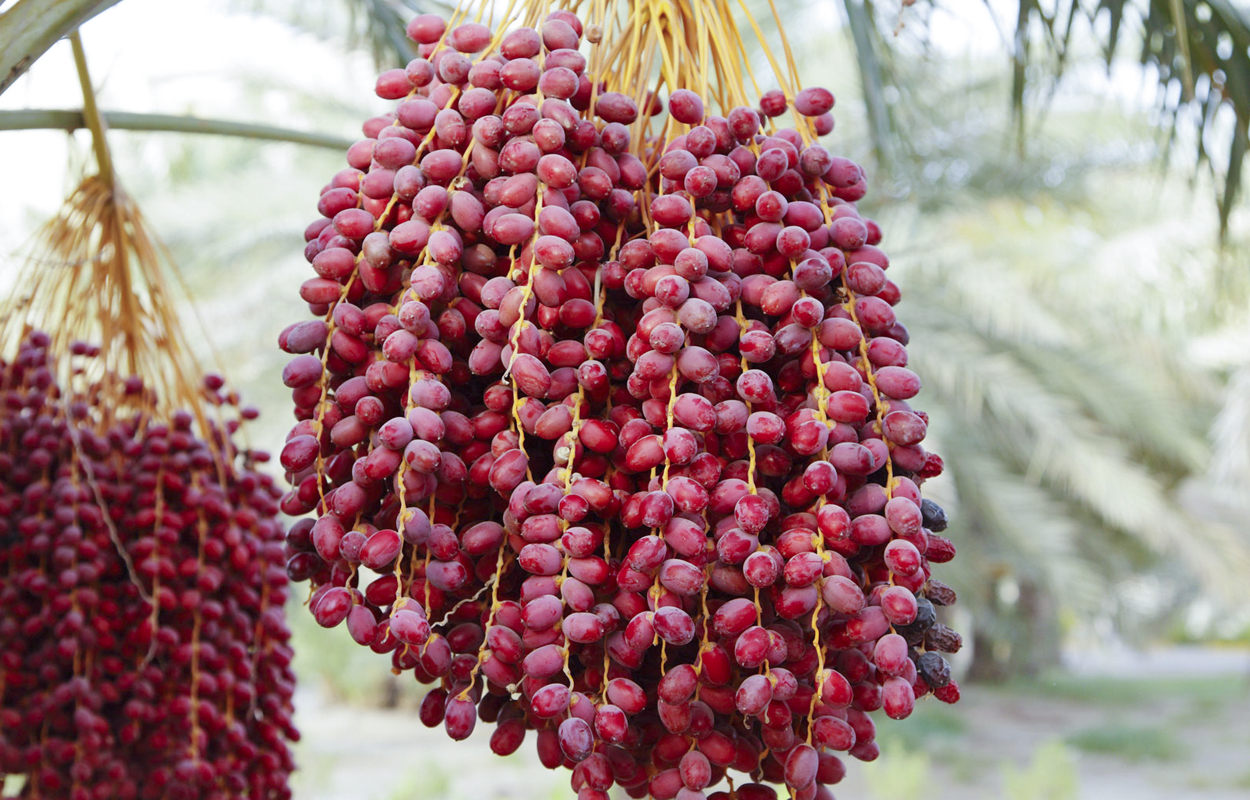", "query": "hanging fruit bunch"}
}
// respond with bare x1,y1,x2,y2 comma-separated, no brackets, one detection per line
280,2,959,798
0,35,296,800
